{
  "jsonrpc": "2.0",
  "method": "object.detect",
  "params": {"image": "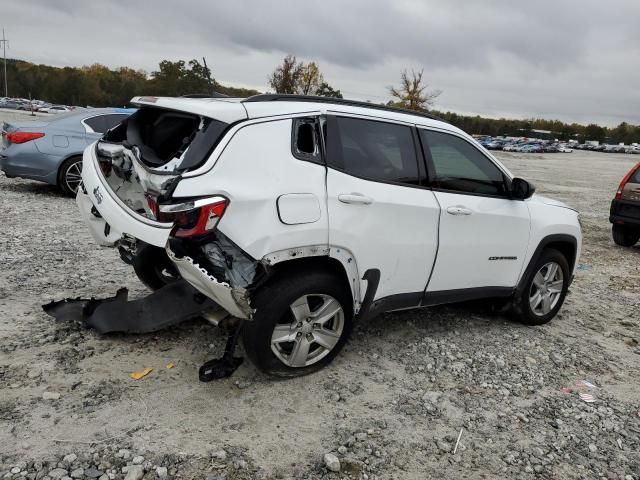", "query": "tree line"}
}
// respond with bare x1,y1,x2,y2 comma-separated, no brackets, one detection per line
3,56,639,144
